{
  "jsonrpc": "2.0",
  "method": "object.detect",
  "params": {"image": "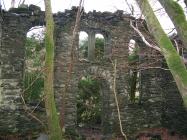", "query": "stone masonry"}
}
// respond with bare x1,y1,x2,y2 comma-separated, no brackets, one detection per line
0,5,44,134
0,5,187,139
